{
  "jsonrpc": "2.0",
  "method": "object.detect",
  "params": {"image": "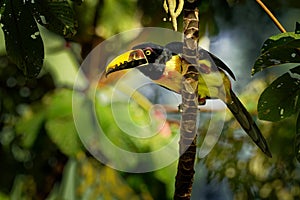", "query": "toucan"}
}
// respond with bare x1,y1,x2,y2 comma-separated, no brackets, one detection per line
105,42,272,157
